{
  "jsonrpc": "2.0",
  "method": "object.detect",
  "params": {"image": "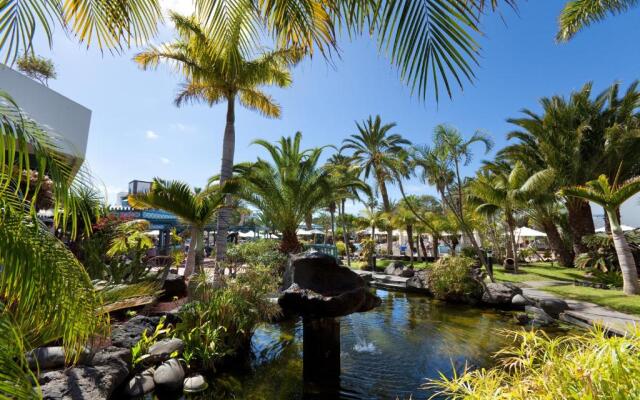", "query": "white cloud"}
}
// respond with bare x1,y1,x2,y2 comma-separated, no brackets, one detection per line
160,157,171,165
145,130,159,140
160,0,195,19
